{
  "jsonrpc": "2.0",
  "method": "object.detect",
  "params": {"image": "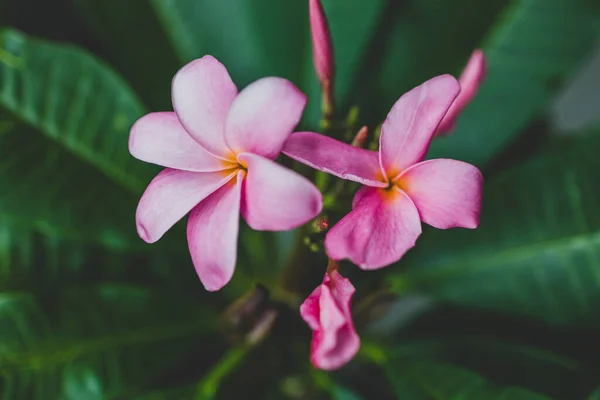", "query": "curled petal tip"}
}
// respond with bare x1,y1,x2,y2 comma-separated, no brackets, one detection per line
135,222,154,244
